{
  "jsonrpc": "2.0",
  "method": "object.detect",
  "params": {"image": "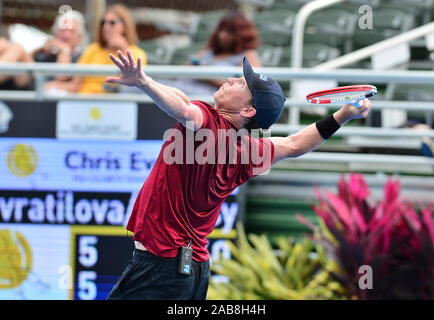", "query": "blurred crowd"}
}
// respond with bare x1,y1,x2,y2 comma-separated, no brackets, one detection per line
0,4,262,96
0,3,432,148
0,4,147,94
